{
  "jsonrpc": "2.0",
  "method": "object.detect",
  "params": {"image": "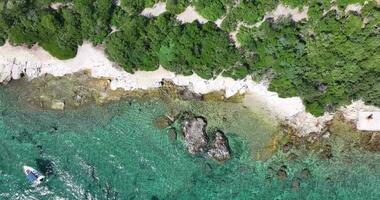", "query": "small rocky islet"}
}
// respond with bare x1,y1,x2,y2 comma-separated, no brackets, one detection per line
154,111,231,162
180,113,231,161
